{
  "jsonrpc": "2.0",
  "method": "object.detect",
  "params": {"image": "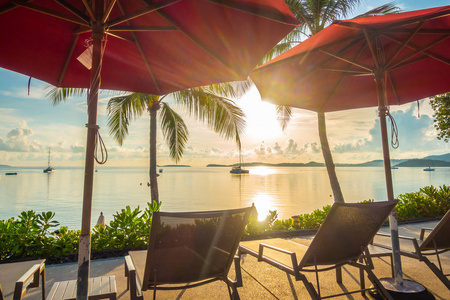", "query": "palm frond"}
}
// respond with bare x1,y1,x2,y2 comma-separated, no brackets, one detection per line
172,88,246,147
160,102,188,162
45,86,87,105
353,2,400,18
106,93,149,145
276,105,292,131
